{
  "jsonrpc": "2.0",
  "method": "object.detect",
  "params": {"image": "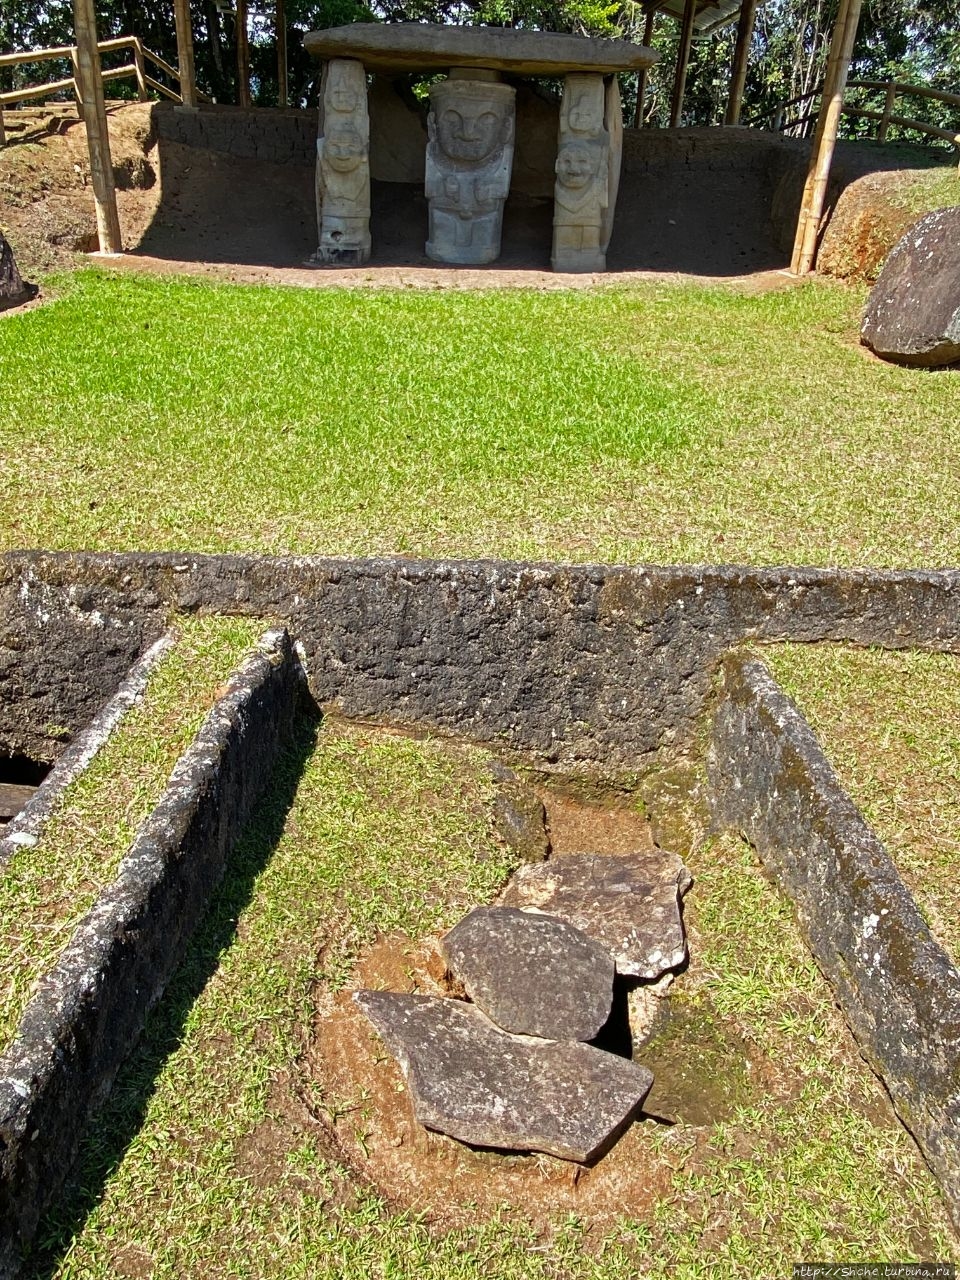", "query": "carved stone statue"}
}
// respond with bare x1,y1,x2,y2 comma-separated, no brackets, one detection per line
551,72,621,273
316,58,371,265
425,75,516,266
